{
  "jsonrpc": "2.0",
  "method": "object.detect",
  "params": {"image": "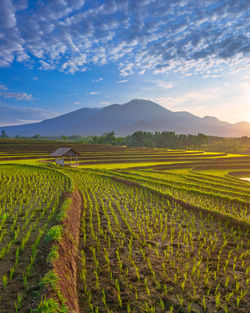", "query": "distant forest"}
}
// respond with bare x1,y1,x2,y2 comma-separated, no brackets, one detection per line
1,130,250,153
91,131,208,150
90,131,250,153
